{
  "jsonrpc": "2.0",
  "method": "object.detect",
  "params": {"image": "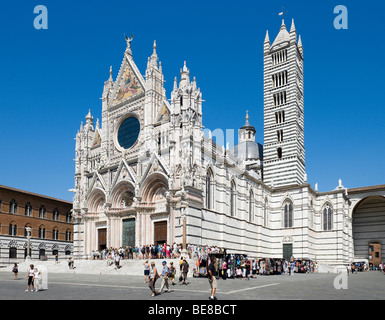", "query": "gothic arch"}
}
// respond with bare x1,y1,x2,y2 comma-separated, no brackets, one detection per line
248,189,254,222
321,202,333,231
87,188,106,214
264,197,269,227
280,194,294,208
141,172,169,203
205,167,214,210
282,199,294,228
110,180,135,209
230,179,237,217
